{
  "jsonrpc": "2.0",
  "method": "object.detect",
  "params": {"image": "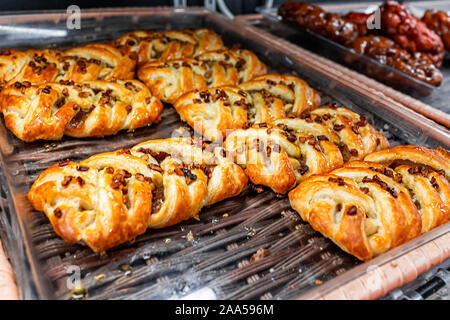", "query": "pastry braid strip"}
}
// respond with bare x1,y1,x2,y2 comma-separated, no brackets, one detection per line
0,44,136,88
0,80,163,142
240,74,320,119
28,137,248,252
173,74,318,143
137,48,267,104
289,145,449,261
114,29,224,66
223,105,388,193
364,145,450,231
